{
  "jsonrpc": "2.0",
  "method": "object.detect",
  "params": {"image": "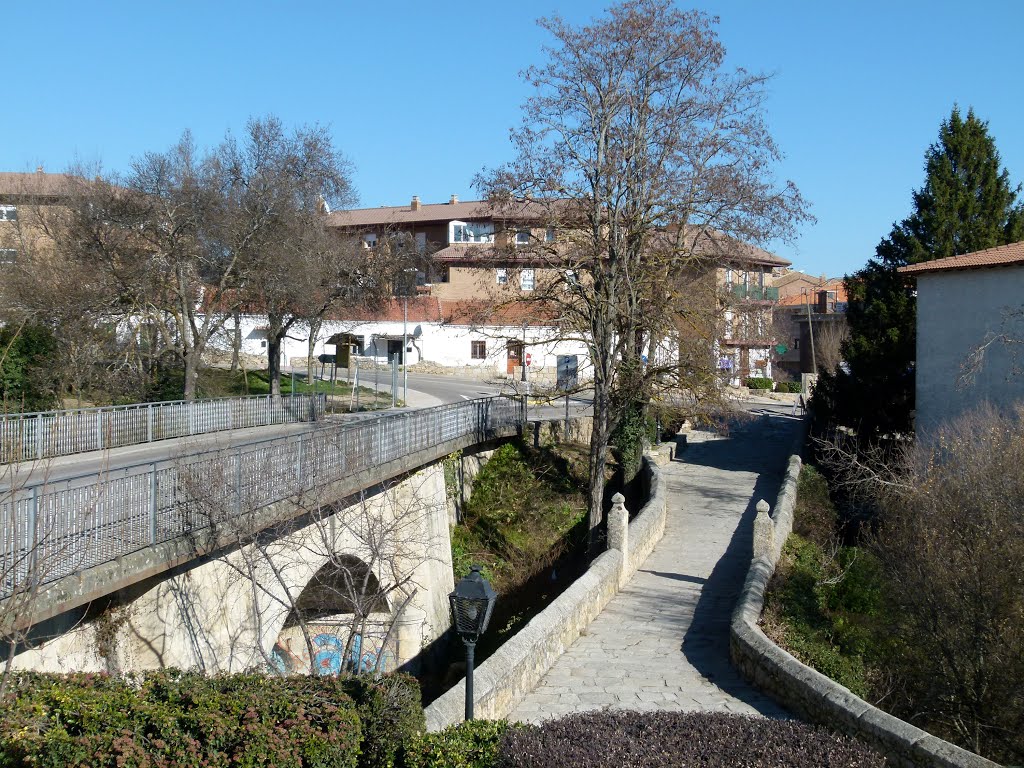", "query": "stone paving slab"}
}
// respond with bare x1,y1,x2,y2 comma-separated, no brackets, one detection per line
510,408,801,723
